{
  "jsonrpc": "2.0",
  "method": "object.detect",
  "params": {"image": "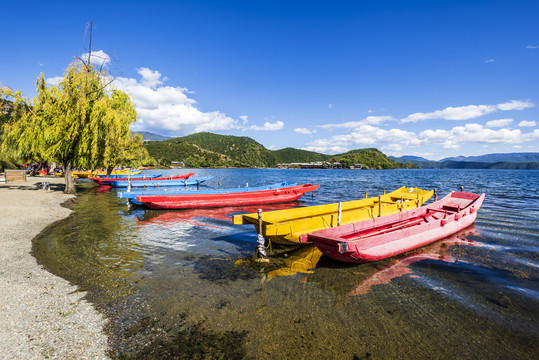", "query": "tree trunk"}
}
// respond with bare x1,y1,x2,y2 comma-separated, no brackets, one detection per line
106,166,113,177
64,160,75,194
